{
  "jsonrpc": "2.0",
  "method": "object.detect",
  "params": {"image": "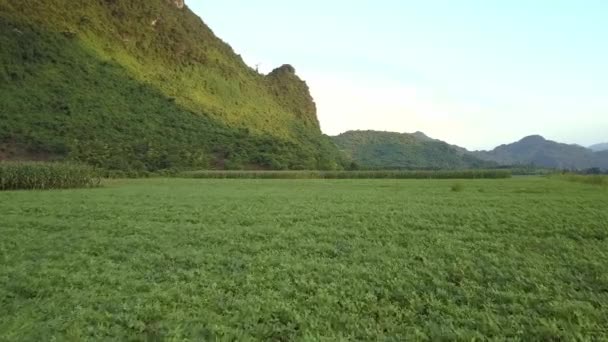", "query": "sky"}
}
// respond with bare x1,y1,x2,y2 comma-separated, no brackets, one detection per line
189,0,608,150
